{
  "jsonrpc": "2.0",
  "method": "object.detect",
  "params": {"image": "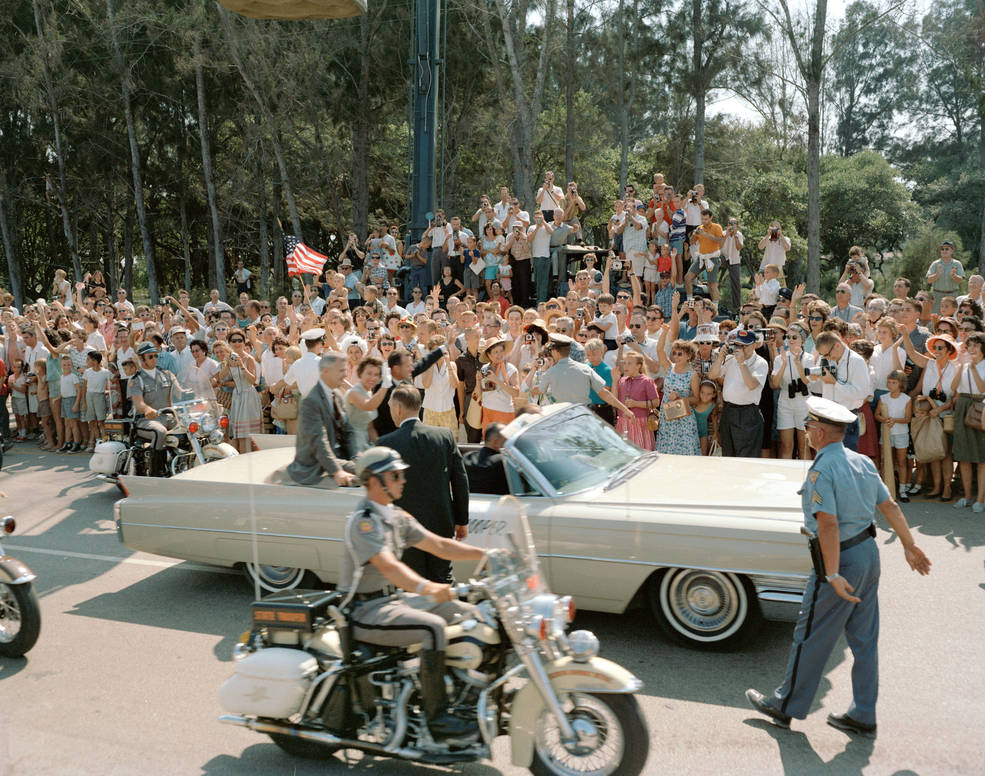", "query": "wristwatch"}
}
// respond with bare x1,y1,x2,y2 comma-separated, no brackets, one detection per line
825,573,842,583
